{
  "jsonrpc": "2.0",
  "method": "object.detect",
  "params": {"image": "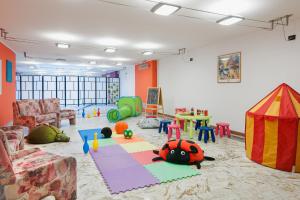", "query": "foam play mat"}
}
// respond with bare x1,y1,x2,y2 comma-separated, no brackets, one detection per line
78,129,200,194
